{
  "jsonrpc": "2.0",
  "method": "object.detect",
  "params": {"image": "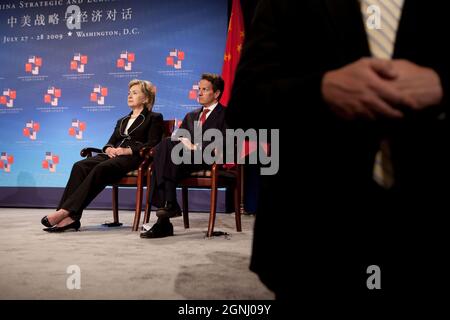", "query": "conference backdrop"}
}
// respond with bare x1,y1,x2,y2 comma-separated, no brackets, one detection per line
0,0,227,189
